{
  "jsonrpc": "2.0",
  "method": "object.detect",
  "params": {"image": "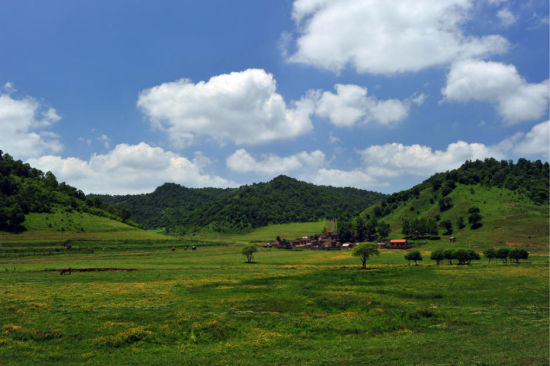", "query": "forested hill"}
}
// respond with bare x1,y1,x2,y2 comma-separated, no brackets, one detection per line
97,175,386,233
0,151,130,233
92,183,233,229
354,158,549,247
